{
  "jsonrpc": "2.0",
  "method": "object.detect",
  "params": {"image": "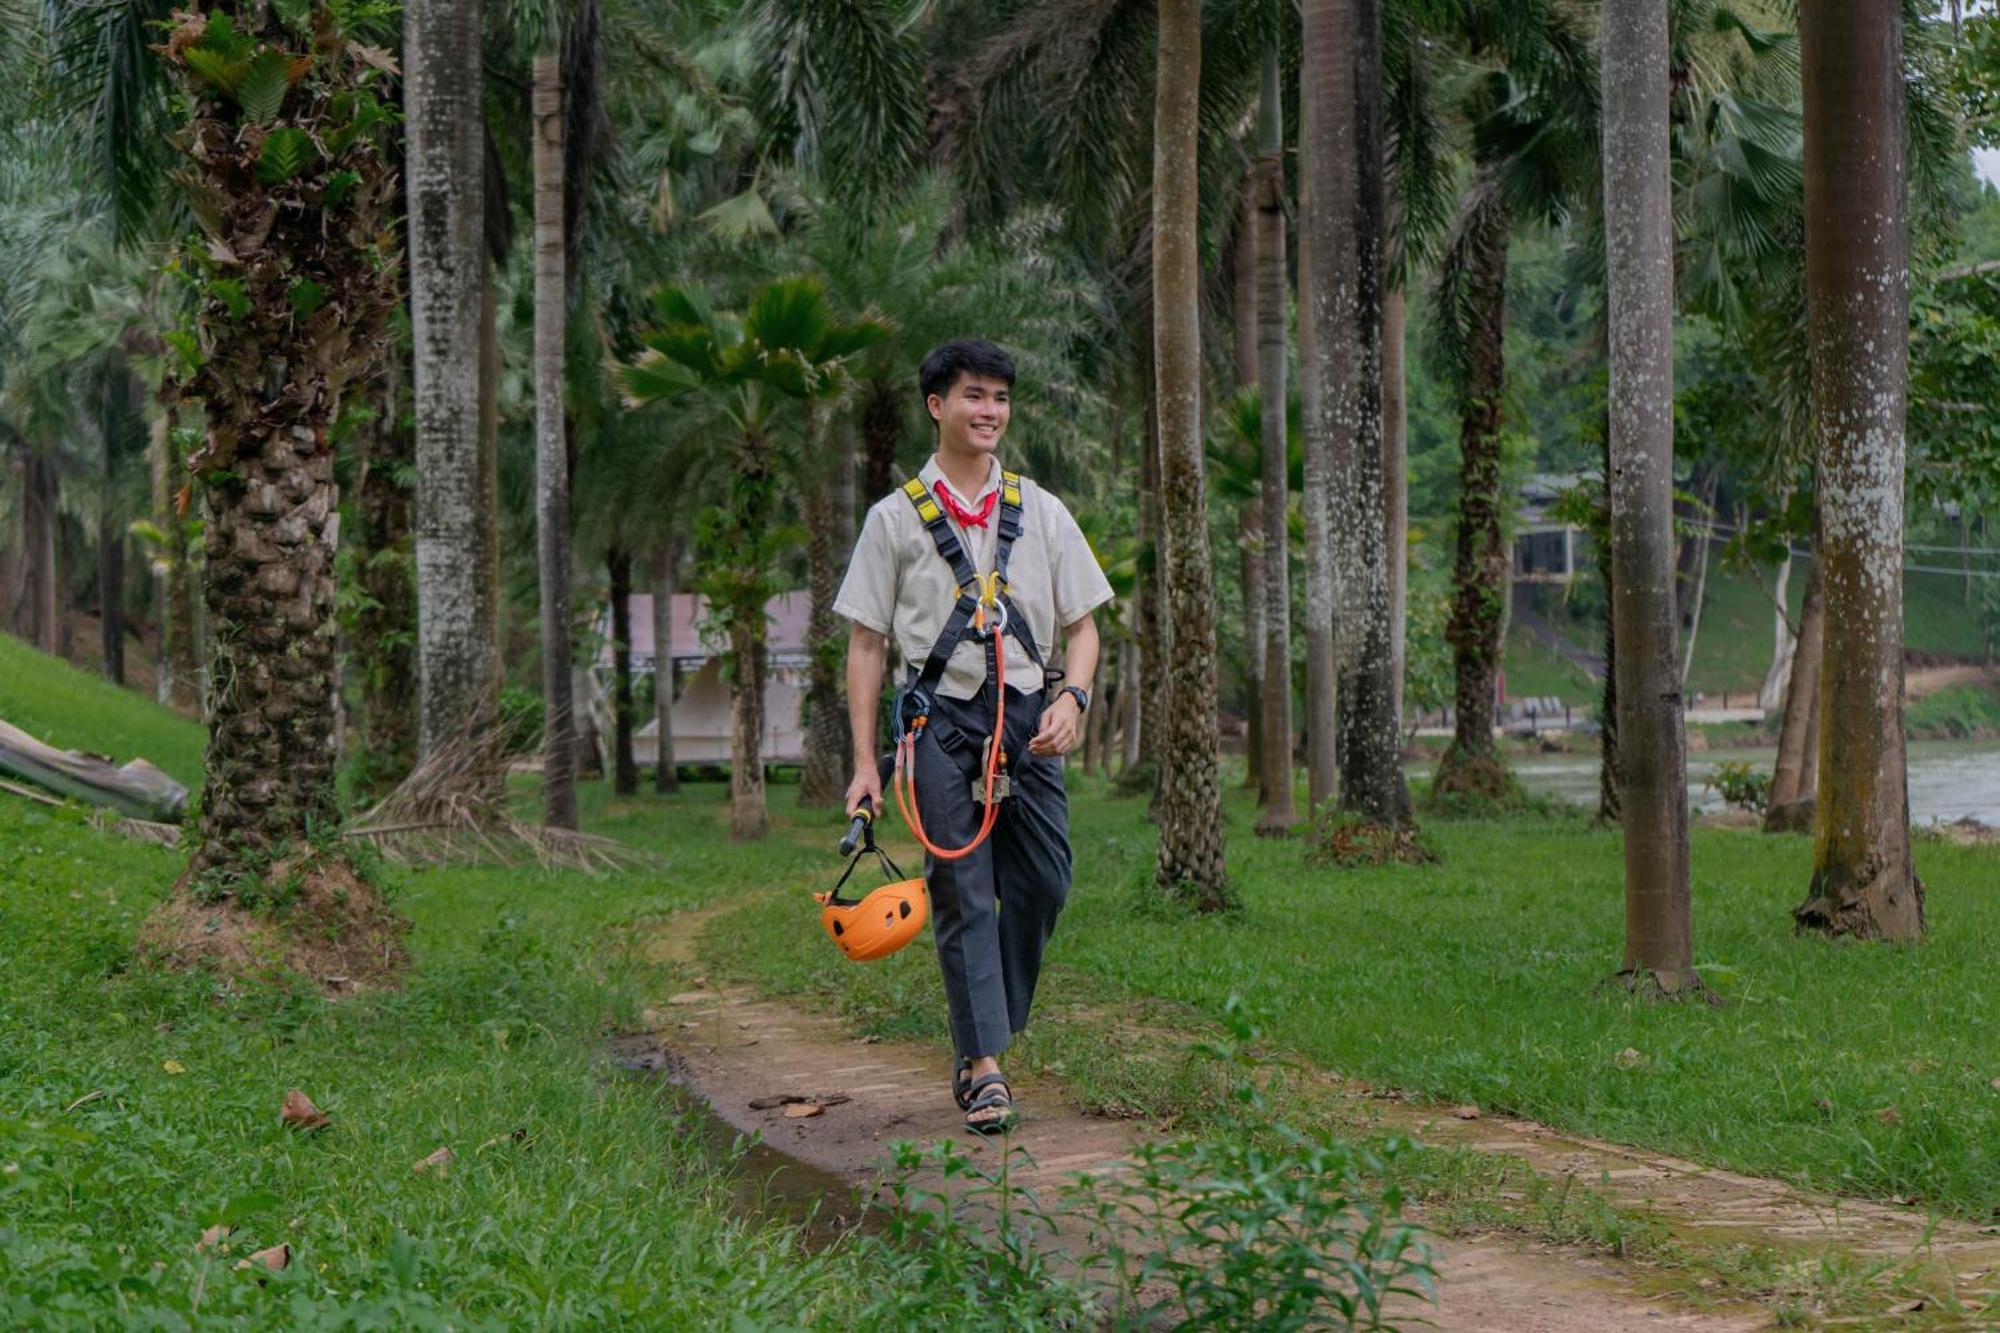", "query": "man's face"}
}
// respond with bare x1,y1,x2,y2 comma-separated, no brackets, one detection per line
928,373,1012,457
